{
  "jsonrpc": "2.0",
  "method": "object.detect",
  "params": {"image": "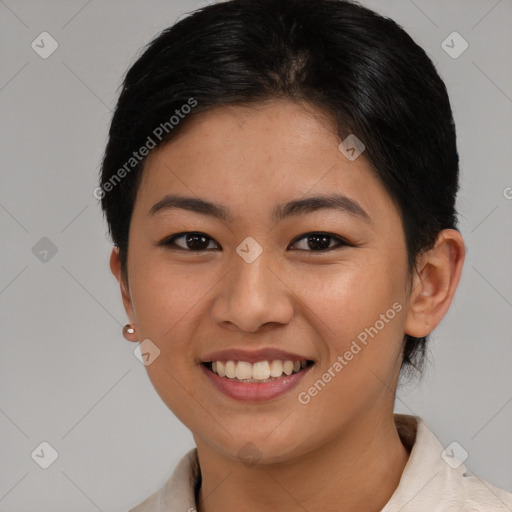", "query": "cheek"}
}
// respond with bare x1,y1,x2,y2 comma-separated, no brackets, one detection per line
291,264,407,424
129,252,204,338
127,257,210,420
299,264,409,399
306,259,406,337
